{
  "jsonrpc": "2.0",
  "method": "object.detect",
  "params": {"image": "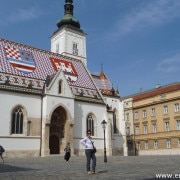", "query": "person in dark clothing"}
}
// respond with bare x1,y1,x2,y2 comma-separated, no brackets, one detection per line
64,142,71,164
0,145,5,163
